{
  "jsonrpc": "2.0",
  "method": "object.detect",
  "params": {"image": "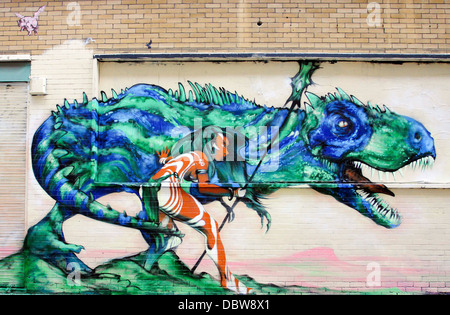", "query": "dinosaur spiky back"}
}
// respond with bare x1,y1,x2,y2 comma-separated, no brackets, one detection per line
305,87,393,115
31,93,99,209
32,83,286,190
170,81,260,110
32,83,307,227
